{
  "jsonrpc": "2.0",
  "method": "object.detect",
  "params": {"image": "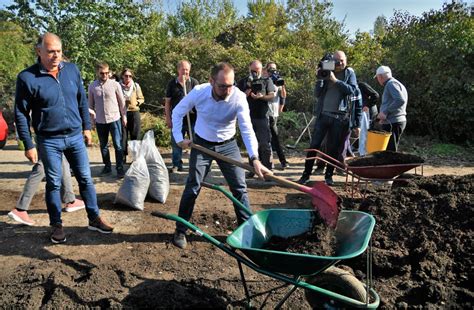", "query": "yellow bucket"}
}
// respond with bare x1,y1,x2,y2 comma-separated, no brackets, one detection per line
366,130,391,153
